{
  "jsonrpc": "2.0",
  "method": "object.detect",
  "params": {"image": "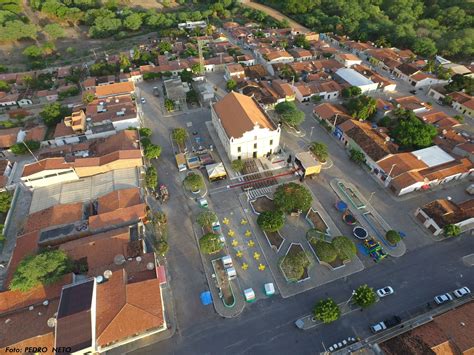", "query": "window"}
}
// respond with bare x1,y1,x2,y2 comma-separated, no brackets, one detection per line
237,146,241,153
269,140,273,146
254,136,257,141
237,156,241,160
254,143,257,149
